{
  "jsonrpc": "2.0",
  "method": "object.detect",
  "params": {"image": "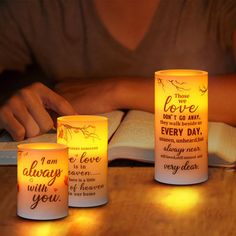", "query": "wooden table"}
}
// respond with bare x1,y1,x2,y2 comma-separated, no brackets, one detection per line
0,166,235,236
